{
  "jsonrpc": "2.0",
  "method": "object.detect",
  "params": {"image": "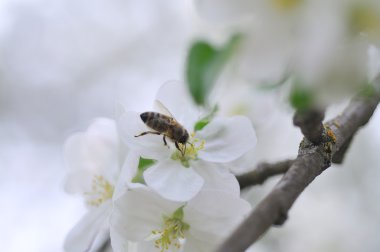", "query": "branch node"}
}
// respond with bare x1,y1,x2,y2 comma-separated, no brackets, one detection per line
293,108,325,144
273,211,288,226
